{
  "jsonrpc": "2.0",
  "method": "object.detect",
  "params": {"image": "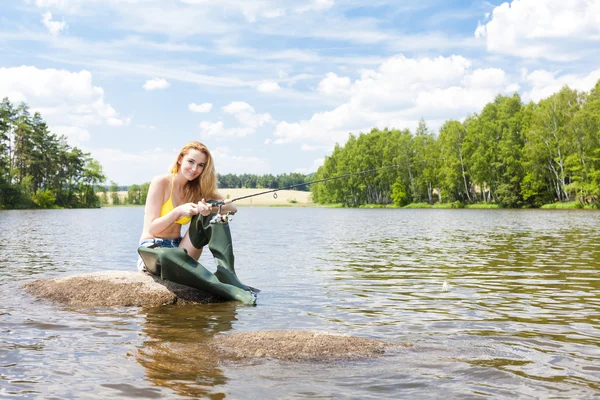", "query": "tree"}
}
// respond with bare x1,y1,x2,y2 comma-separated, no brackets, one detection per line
523,86,582,204
128,184,141,205
438,120,471,203
80,157,105,207
110,181,120,205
